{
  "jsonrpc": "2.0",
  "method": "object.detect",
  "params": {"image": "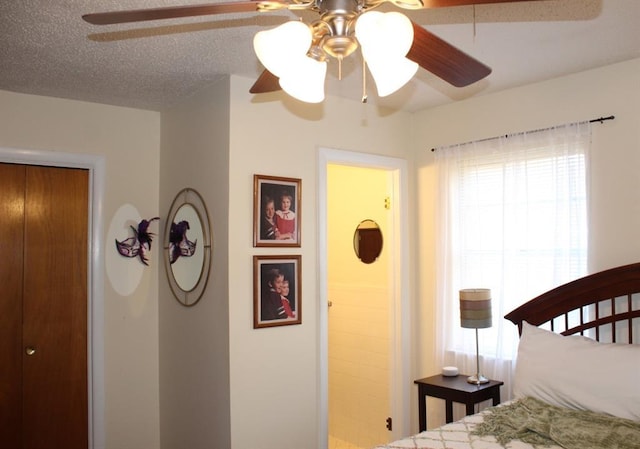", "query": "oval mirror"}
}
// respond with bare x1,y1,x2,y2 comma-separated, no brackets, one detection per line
353,219,383,264
164,188,212,306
